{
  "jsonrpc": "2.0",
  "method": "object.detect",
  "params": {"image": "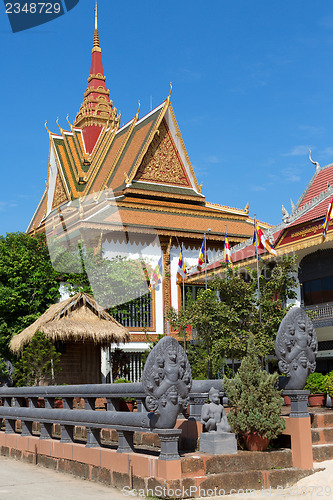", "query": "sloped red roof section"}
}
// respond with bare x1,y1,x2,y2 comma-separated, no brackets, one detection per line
299,165,333,208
